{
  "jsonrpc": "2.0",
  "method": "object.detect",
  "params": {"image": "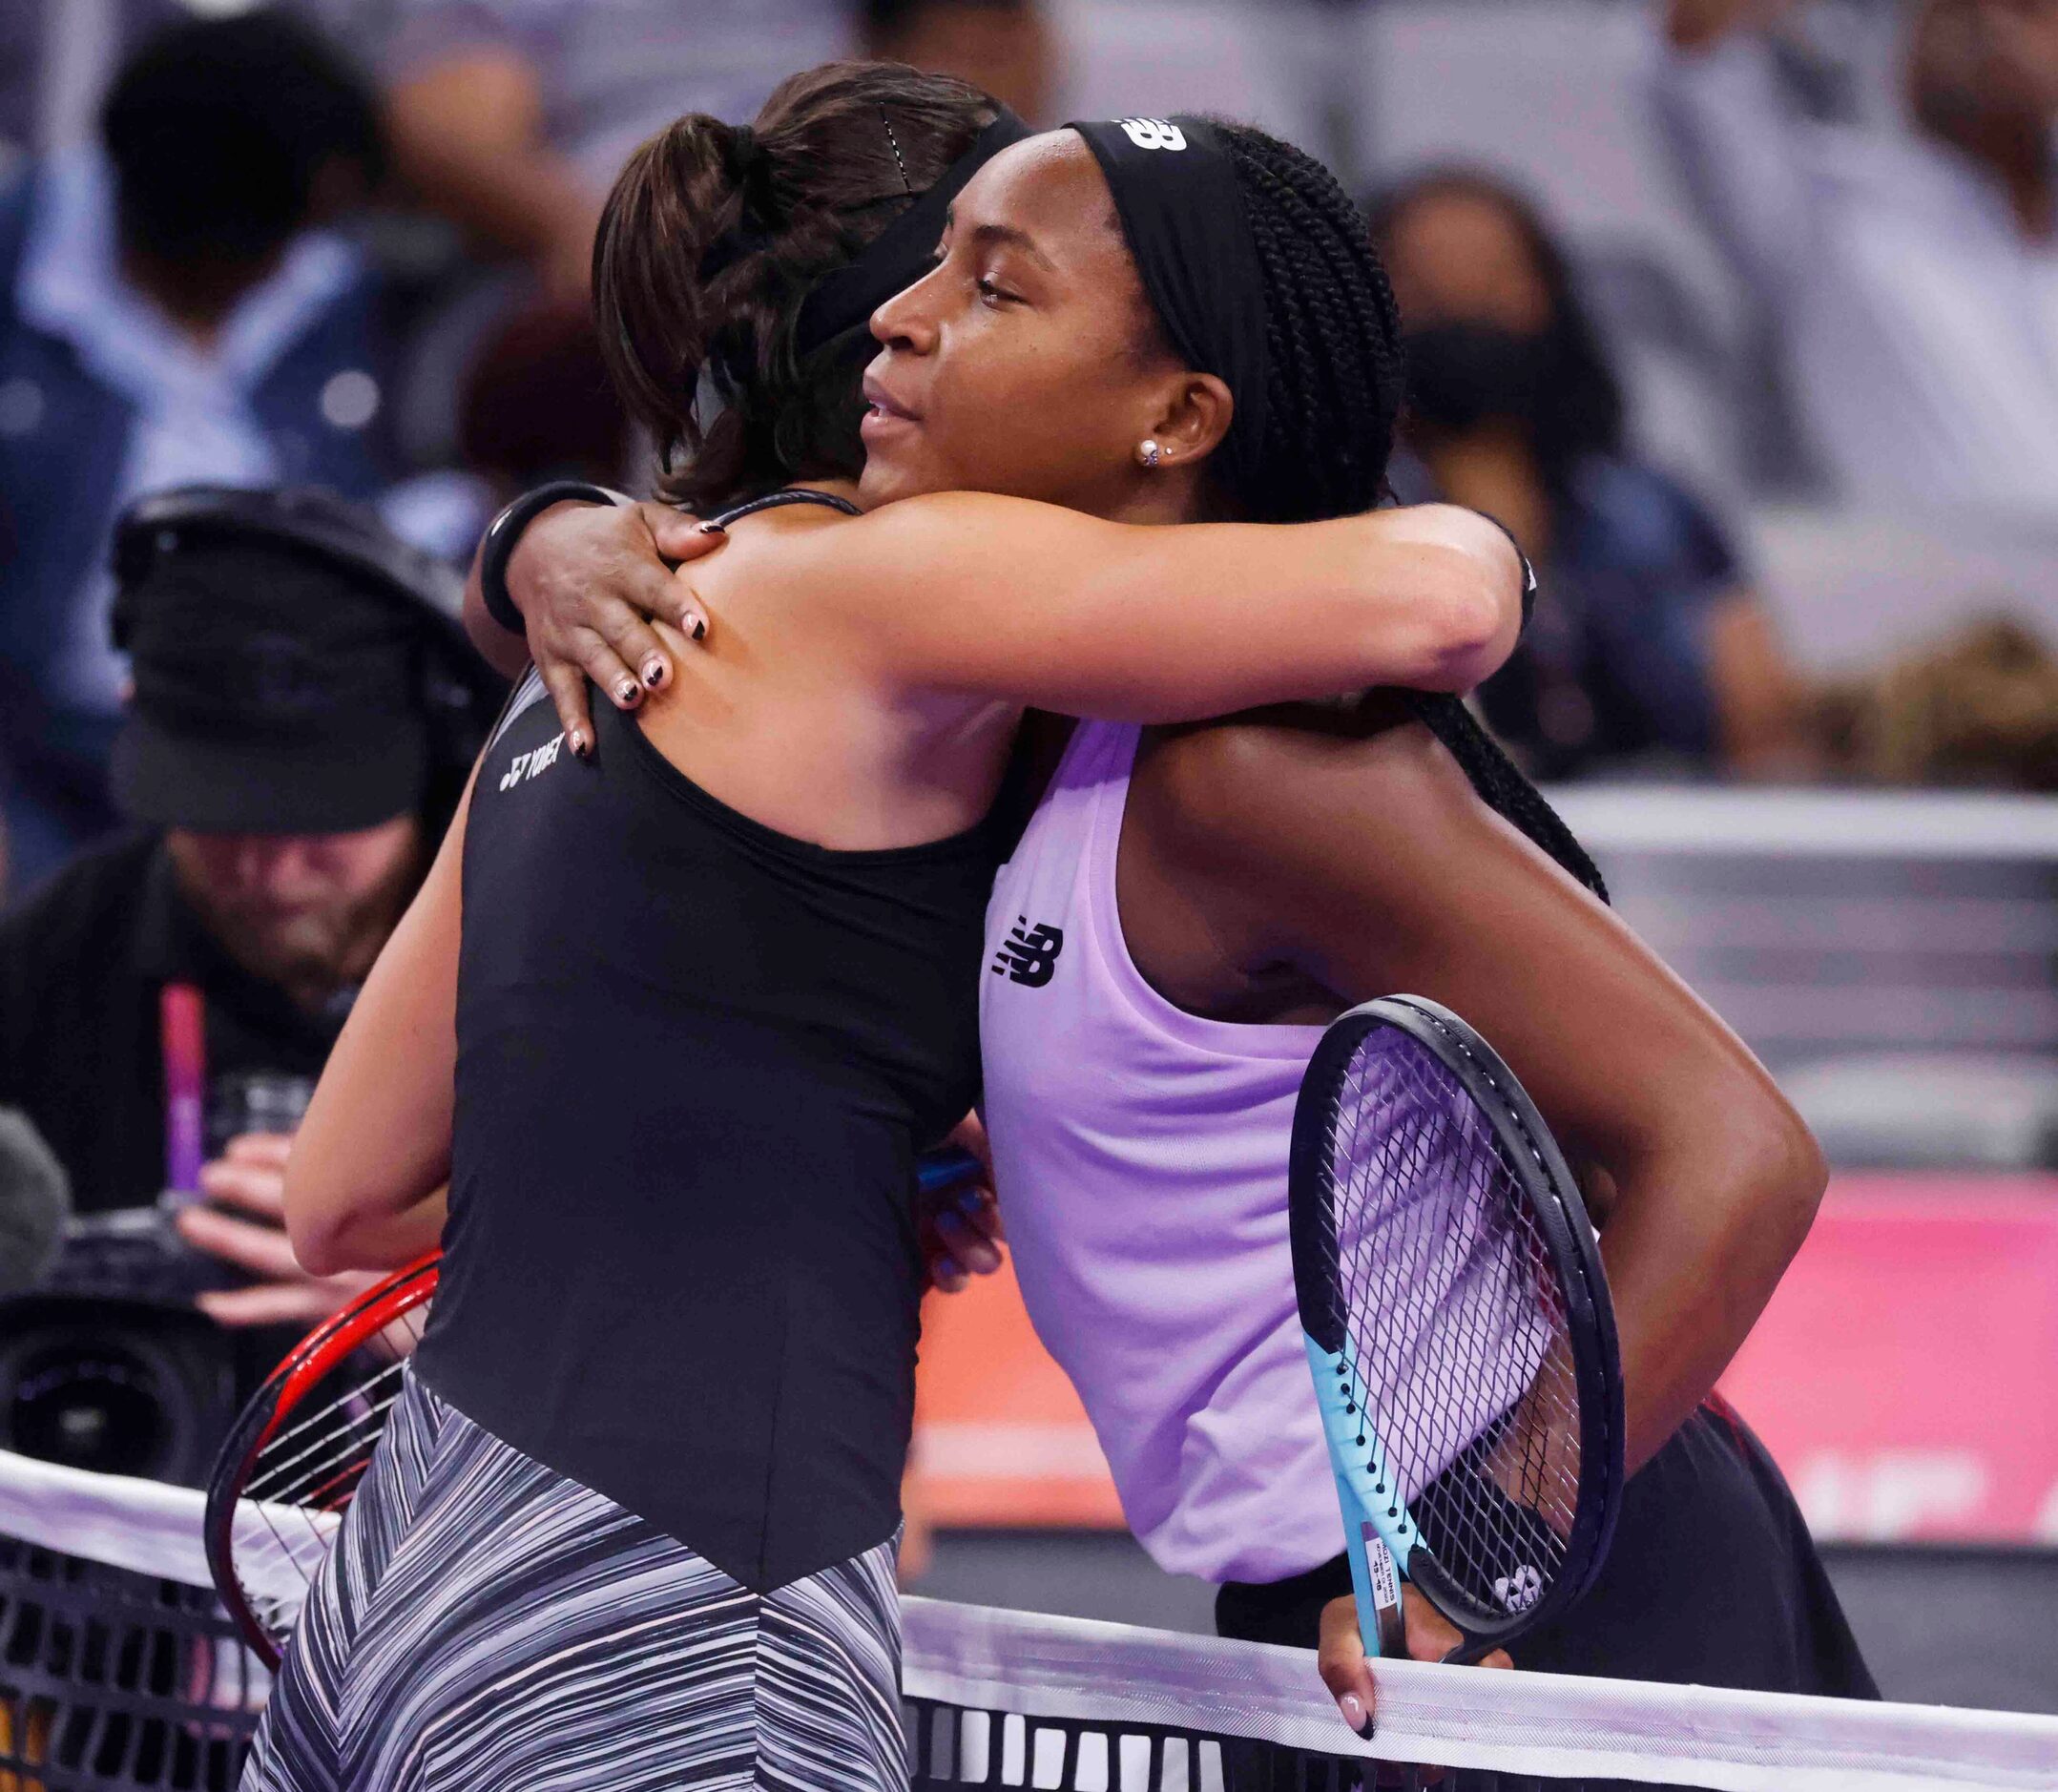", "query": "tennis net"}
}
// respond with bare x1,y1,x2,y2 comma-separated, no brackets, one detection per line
0,1448,2051,1792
